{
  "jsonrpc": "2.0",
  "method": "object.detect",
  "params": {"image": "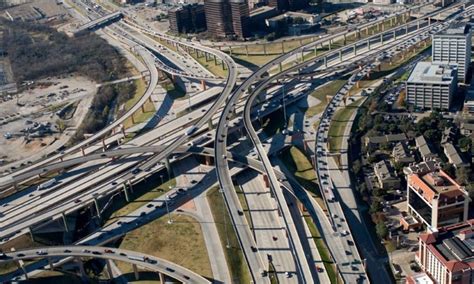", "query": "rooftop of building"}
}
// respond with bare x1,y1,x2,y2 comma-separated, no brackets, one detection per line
407,272,435,284
436,22,471,36
407,161,466,202
365,133,407,145
407,62,457,85
393,142,412,159
374,160,397,180
444,142,466,166
249,5,277,17
420,220,474,271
